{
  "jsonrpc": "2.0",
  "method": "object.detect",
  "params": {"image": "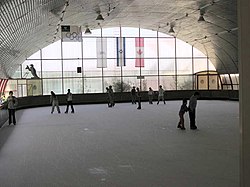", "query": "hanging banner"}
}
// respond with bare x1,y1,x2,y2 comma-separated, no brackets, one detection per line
116,37,126,66
96,38,107,68
61,25,82,42
0,79,8,94
135,37,144,67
